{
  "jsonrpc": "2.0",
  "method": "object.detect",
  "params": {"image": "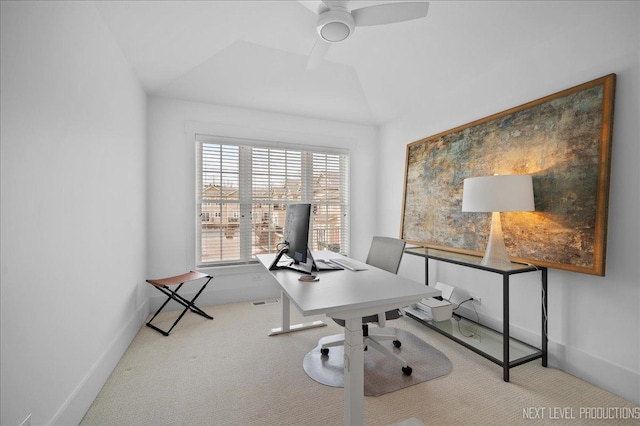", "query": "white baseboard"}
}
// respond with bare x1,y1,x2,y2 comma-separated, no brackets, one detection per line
50,299,149,425
548,341,640,405
455,306,639,405
51,282,278,425
148,282,280,312
52,286,638,426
